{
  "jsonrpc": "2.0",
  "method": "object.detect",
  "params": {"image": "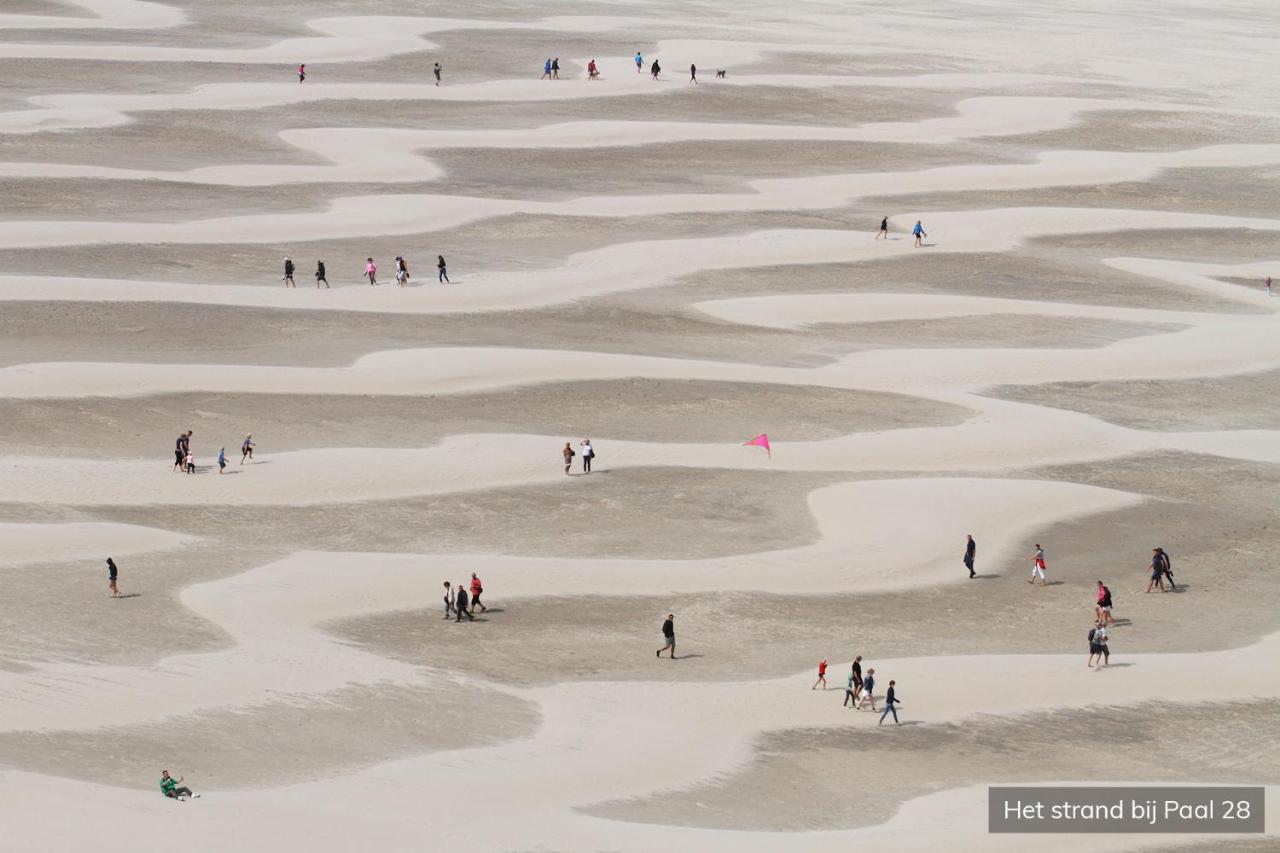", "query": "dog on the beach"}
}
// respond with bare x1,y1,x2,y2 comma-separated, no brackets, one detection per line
715,69,726,78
